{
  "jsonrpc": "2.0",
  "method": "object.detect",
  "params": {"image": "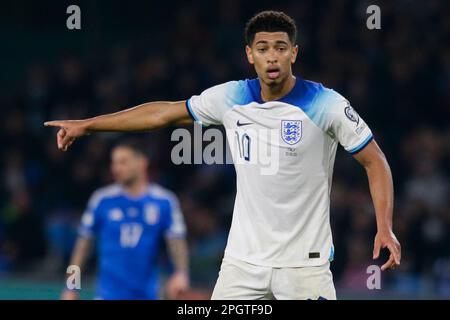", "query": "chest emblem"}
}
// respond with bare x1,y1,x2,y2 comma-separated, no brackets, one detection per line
281,120,302,145
108,208,124,221
145,204,160,225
